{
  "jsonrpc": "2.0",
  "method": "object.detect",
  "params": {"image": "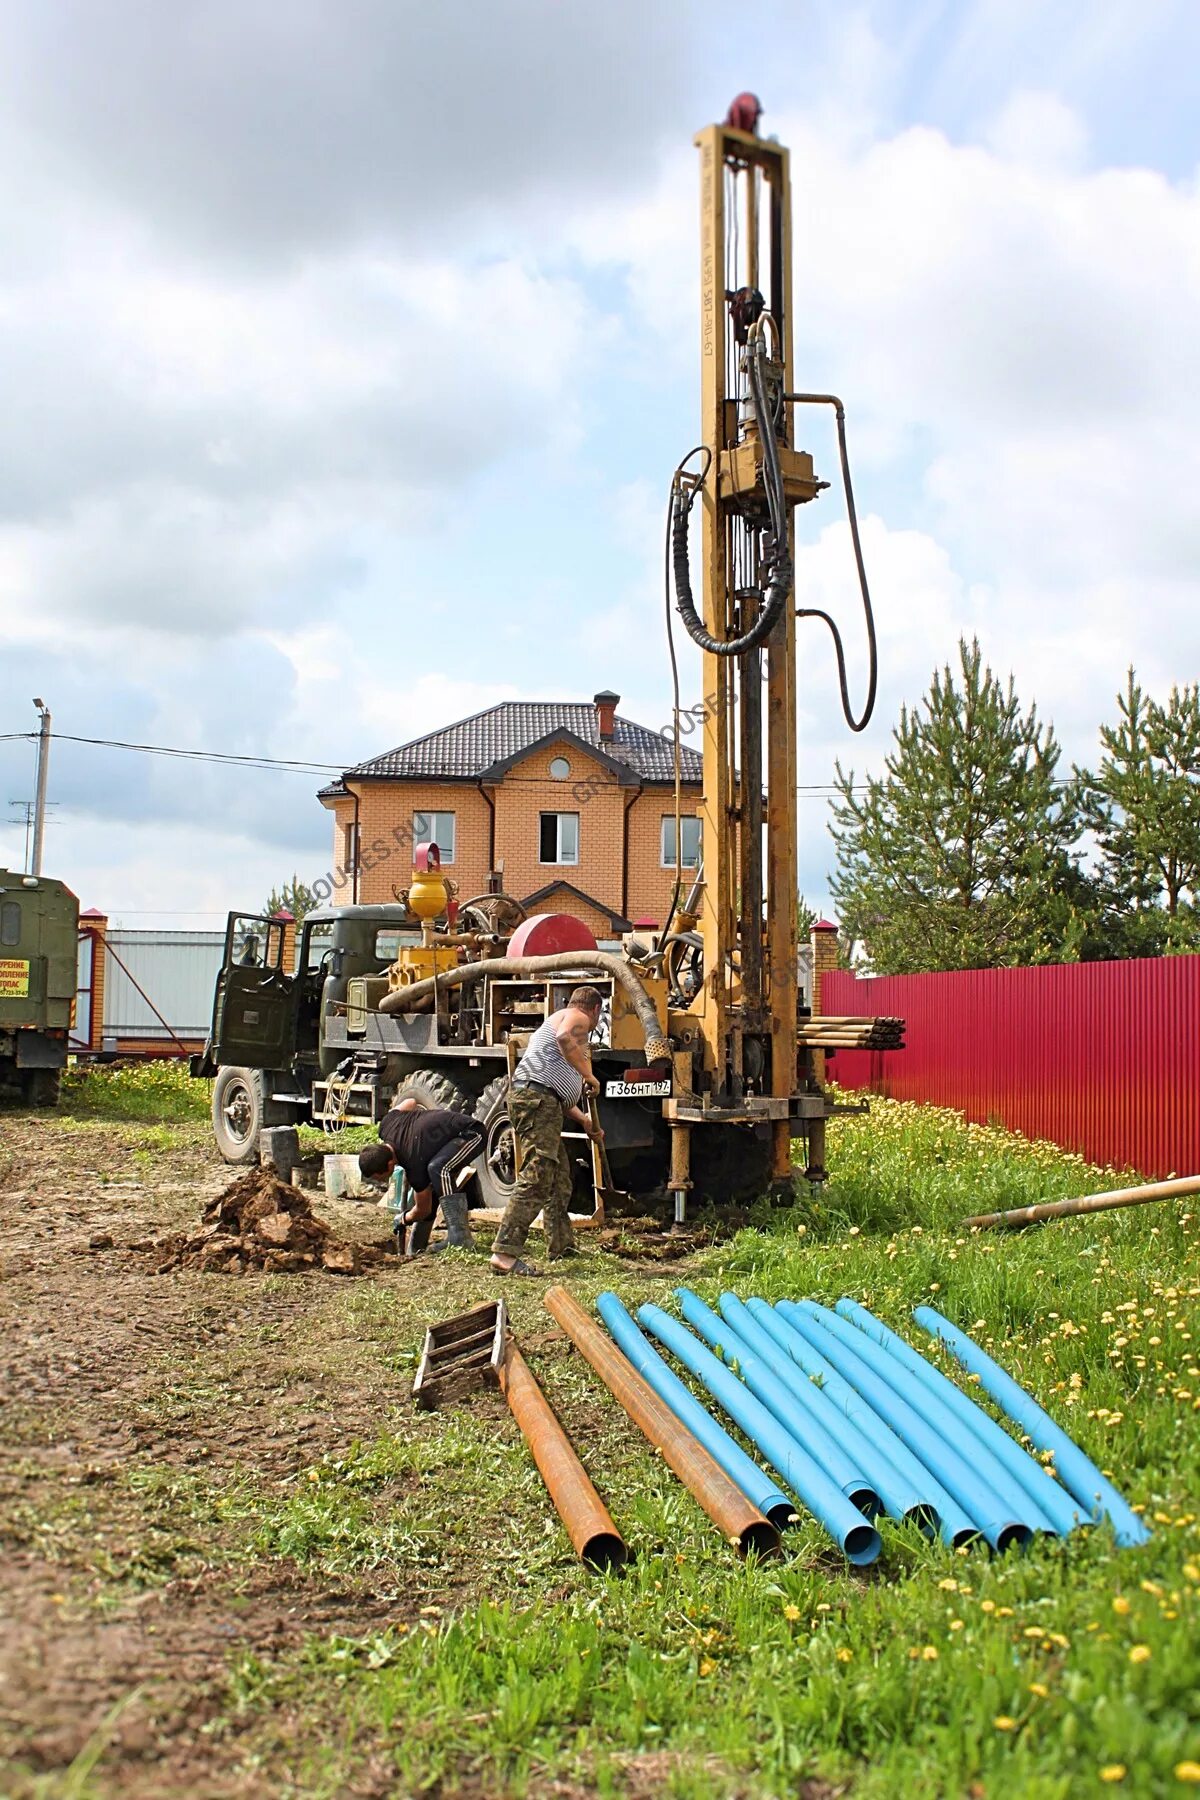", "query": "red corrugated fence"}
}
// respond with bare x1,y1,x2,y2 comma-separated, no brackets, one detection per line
822,956,1200,1179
